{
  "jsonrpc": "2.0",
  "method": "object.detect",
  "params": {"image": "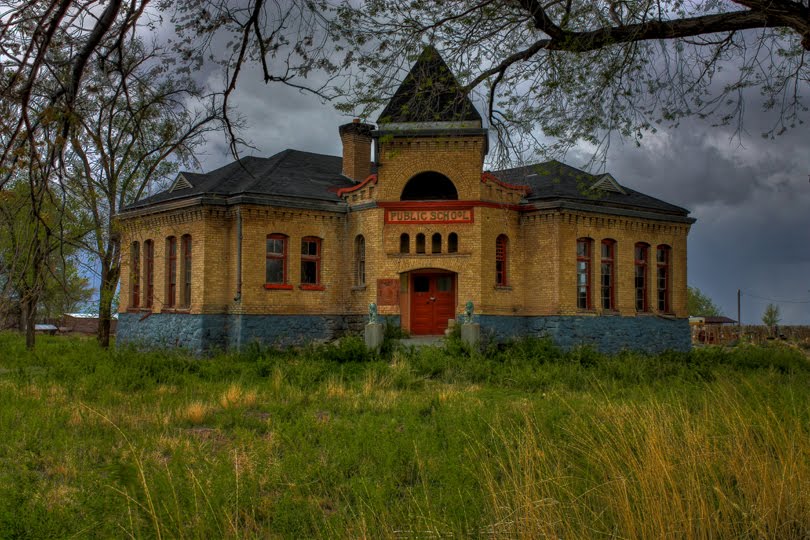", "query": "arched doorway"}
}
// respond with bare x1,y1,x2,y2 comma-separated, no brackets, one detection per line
409,270,456,335
400,172,458,201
